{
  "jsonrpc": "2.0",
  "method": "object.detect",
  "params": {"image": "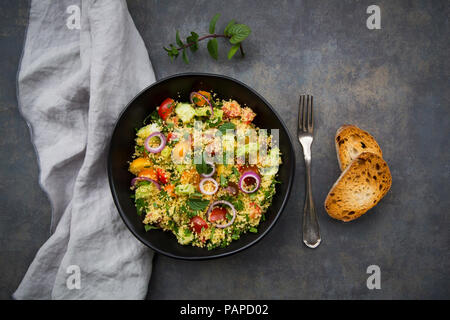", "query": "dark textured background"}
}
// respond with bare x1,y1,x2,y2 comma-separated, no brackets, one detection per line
0,0,449,299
